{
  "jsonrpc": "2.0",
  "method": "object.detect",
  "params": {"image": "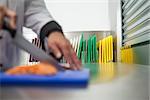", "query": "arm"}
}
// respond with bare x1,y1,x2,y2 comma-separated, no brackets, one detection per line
24,0,62,40
24,0,81,70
